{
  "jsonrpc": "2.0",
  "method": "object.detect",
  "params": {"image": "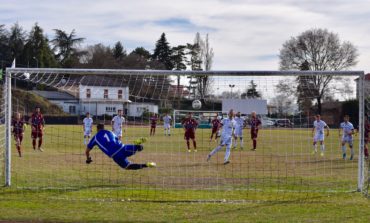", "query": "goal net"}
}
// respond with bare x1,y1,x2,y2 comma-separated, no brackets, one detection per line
1,68,368,202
